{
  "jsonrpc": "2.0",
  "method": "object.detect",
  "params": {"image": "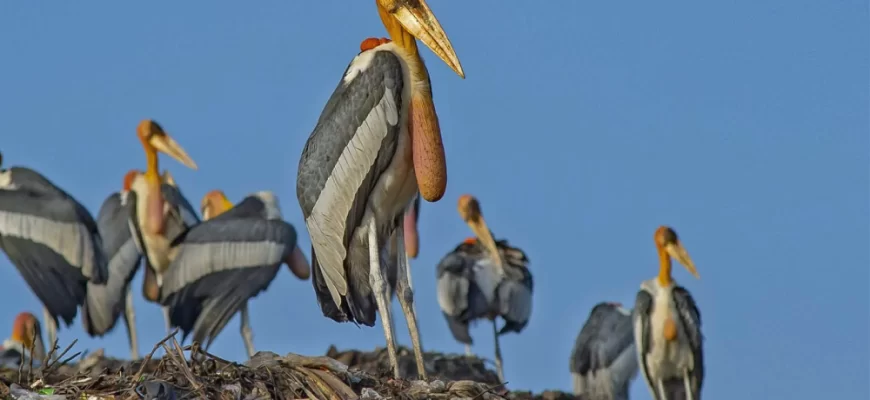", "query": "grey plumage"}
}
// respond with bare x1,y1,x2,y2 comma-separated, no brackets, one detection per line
297,49,406,326
0,166,107,330
160,192,300,350
81,191,142,337
436,238,533,344
633,283,704,400
570,302,639,400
